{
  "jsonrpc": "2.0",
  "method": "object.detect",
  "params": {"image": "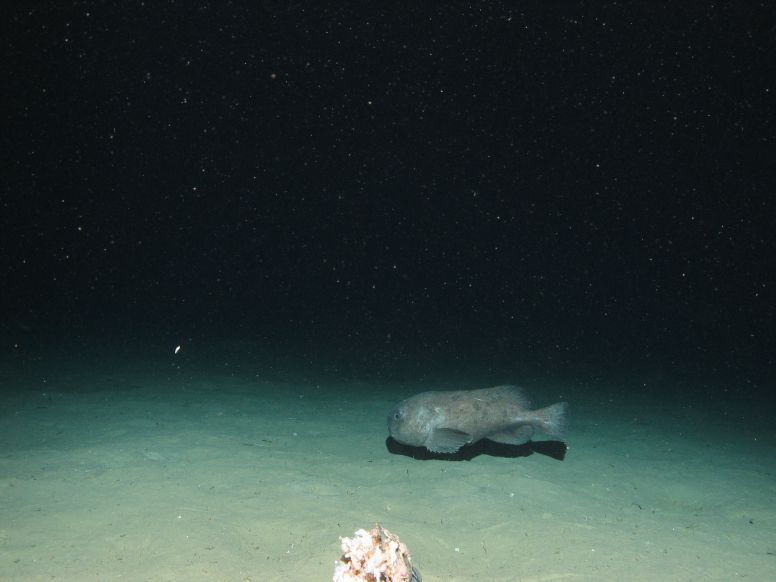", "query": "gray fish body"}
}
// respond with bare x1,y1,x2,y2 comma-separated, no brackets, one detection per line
387,385,569,454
